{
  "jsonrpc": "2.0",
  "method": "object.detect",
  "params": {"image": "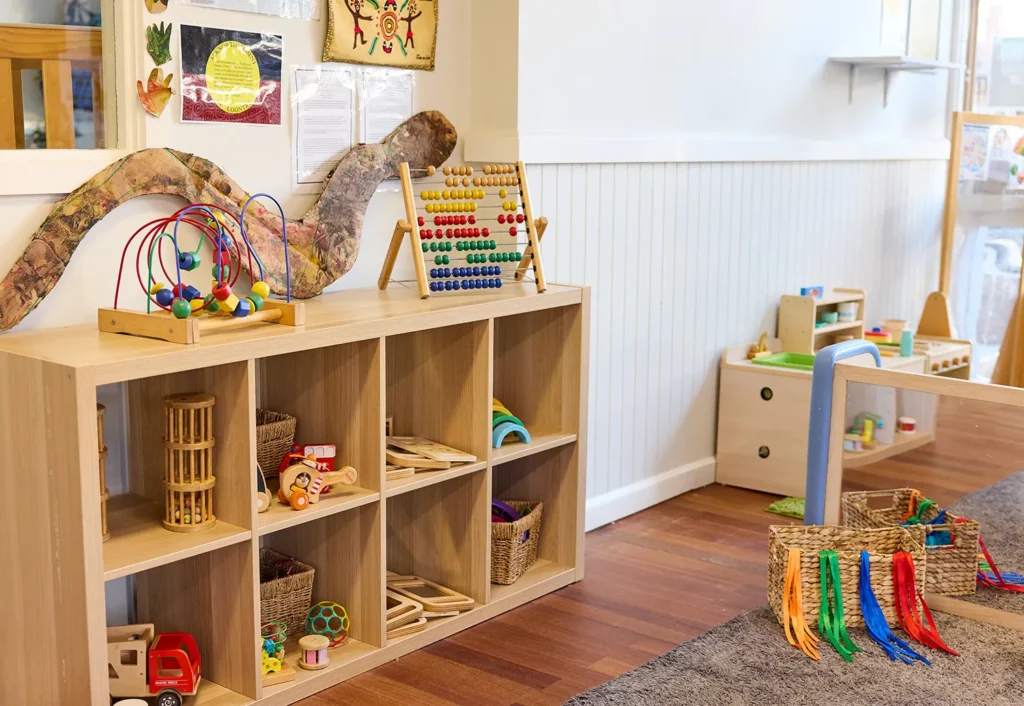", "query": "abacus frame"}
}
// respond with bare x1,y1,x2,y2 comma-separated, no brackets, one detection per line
378,162,548,298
